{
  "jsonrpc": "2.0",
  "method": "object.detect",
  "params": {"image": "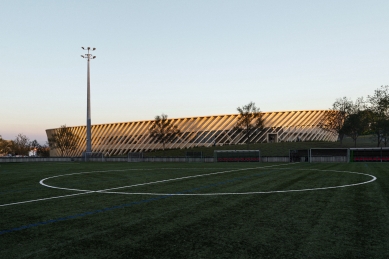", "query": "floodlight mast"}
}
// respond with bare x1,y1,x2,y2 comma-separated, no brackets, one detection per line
81,47,96,153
